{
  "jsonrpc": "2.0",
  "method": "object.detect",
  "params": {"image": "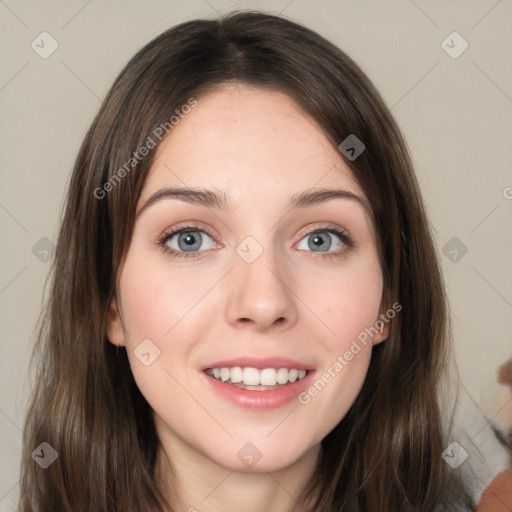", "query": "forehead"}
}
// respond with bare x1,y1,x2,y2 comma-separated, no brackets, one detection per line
141,83,366,210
